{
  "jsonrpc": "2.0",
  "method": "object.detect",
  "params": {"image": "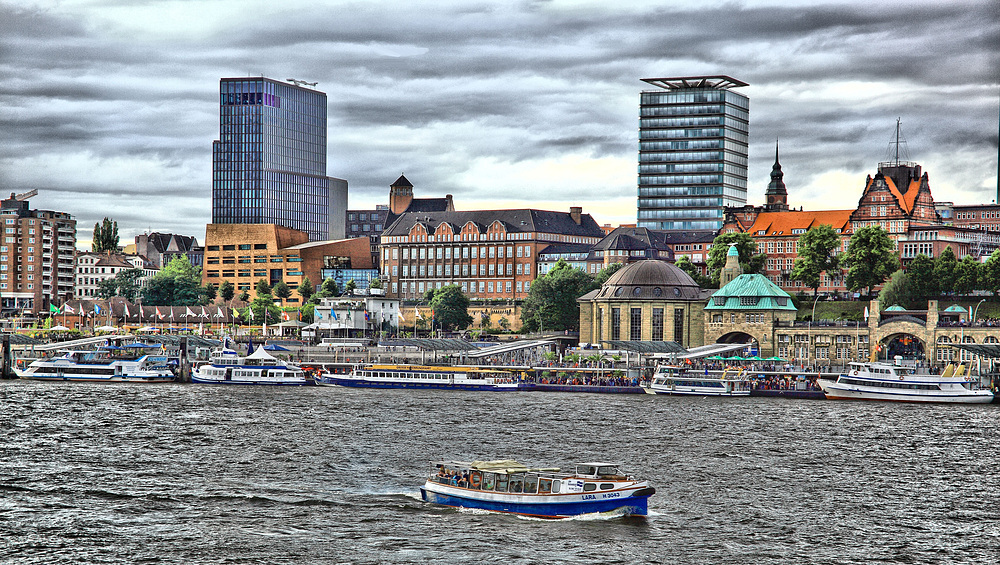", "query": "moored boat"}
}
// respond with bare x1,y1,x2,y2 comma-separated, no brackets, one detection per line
16,346,175,383
420,460,654,518
818,361,993,404
192,347,313,385
646,364,751,396
315,364,520,391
